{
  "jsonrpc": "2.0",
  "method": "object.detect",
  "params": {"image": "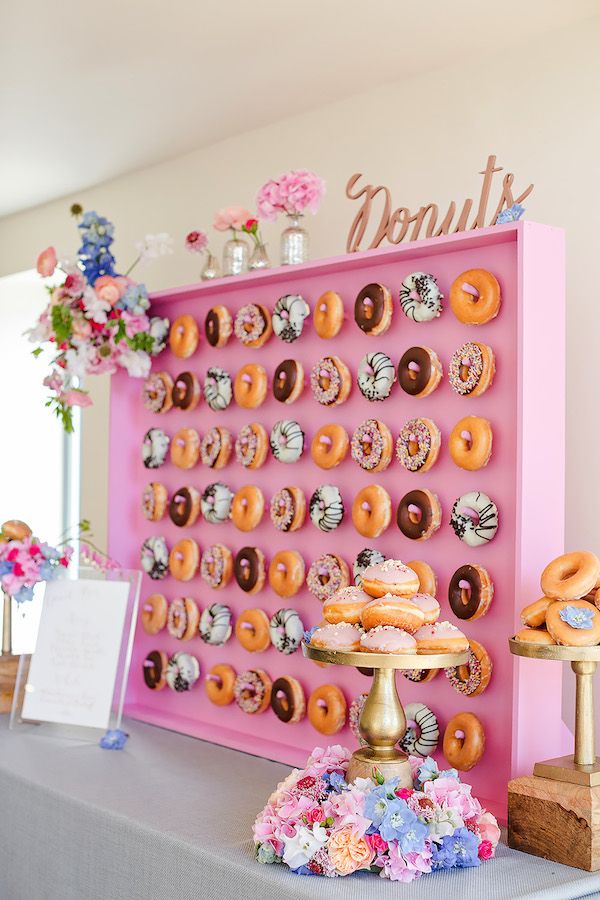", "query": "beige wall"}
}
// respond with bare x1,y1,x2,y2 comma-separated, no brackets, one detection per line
1,14,599,561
